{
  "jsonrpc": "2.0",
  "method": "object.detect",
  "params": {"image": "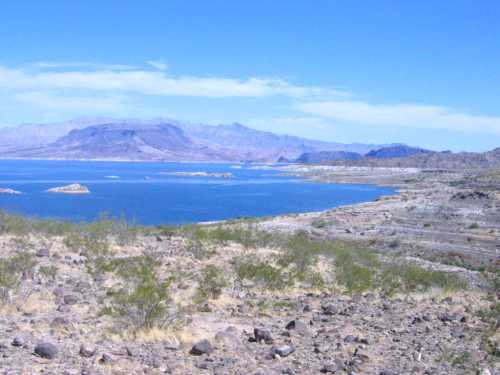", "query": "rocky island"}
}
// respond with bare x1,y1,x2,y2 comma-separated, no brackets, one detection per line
164,171,233,178
46,183,90,194
0,188,22,194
